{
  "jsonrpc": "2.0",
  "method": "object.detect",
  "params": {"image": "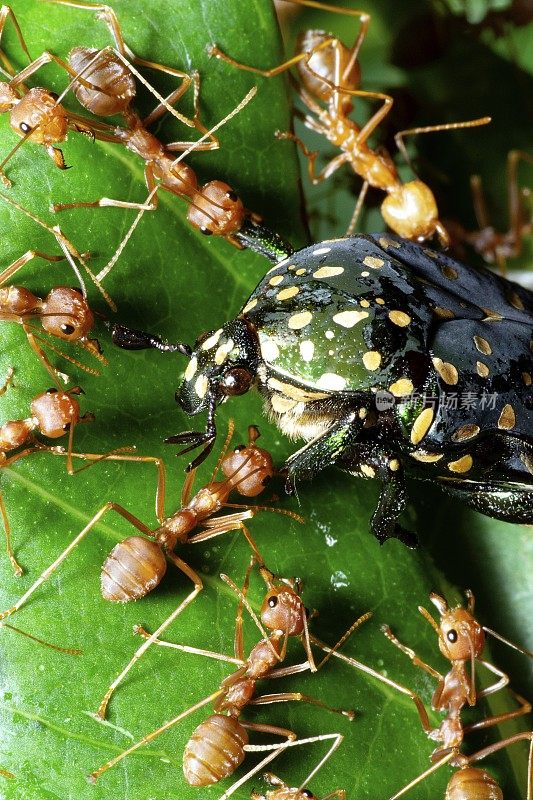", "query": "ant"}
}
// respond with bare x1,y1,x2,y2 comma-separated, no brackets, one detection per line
210,0,490,246
88,555,363,796
0,193,116,383
0,3,201,185
34,0,267,273
381,590,533,799
0,380,91,575
0,420,303,718
448,149,533,273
